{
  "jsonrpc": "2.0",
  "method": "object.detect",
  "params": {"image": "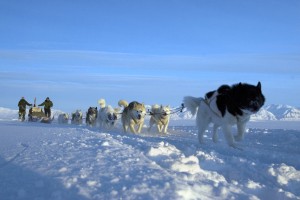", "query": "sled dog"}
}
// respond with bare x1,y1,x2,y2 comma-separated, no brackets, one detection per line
97,99,120,129
148,104,171,134
71,110,83,125
86,107,98,127
118,100,146,134
58,113,69,124
183,82,265,147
